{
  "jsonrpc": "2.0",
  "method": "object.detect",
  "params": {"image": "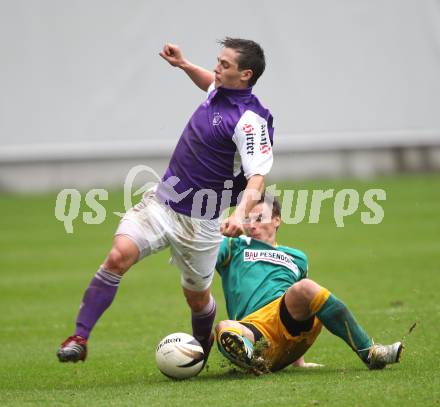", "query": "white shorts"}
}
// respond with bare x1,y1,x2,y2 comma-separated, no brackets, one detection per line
115,188,222,291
